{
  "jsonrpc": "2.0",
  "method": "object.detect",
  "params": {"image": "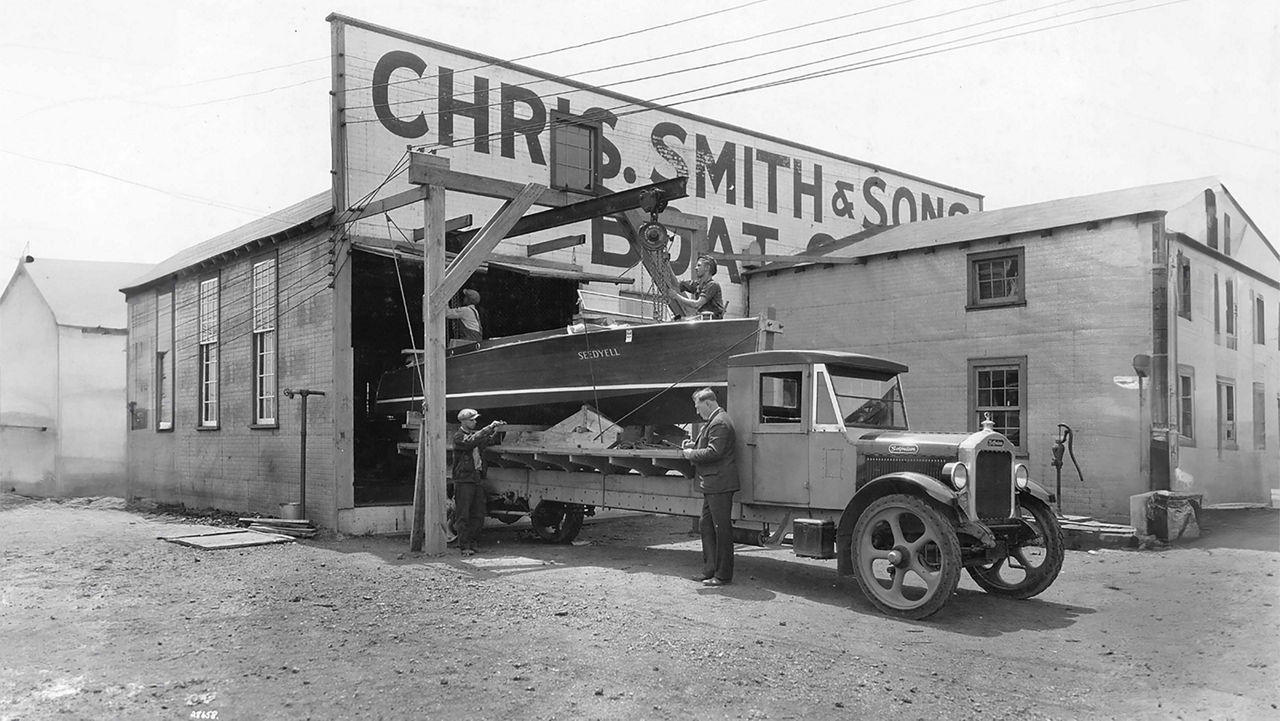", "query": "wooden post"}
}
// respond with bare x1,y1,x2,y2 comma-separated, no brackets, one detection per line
410,159,450,554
